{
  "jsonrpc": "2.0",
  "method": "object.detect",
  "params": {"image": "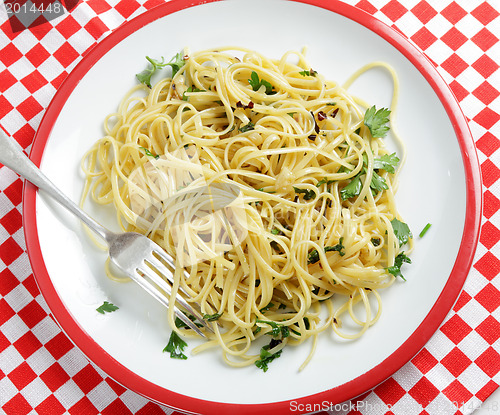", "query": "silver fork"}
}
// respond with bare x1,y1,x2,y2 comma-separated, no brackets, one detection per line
0,129,210,337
